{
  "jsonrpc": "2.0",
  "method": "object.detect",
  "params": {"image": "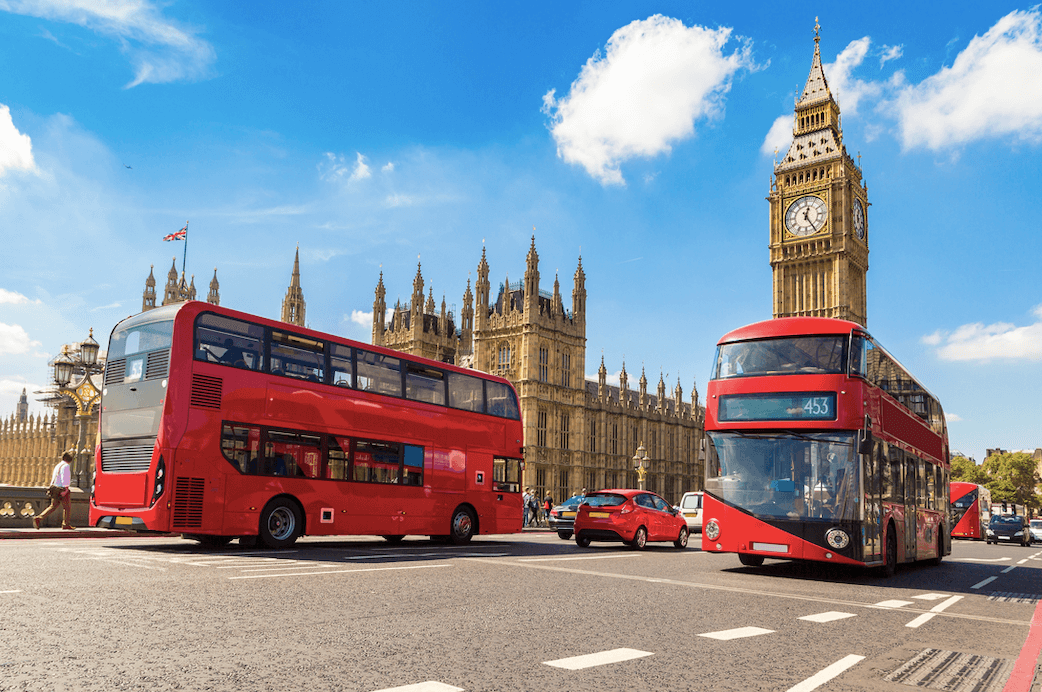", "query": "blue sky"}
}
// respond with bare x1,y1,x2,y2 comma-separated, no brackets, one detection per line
1,1,1040,463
